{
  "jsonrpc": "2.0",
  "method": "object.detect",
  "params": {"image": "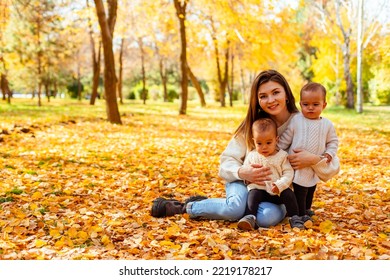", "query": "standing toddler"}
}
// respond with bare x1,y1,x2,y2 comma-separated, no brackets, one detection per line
278,82,340,224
